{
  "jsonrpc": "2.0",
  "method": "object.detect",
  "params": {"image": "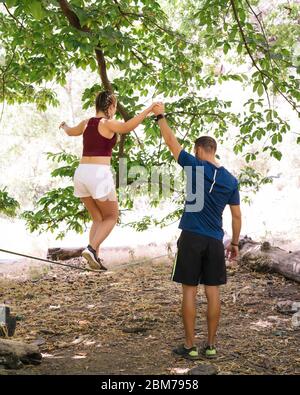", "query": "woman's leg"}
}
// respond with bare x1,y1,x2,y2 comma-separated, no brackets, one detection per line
80,197,103,257
89,191,119,251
